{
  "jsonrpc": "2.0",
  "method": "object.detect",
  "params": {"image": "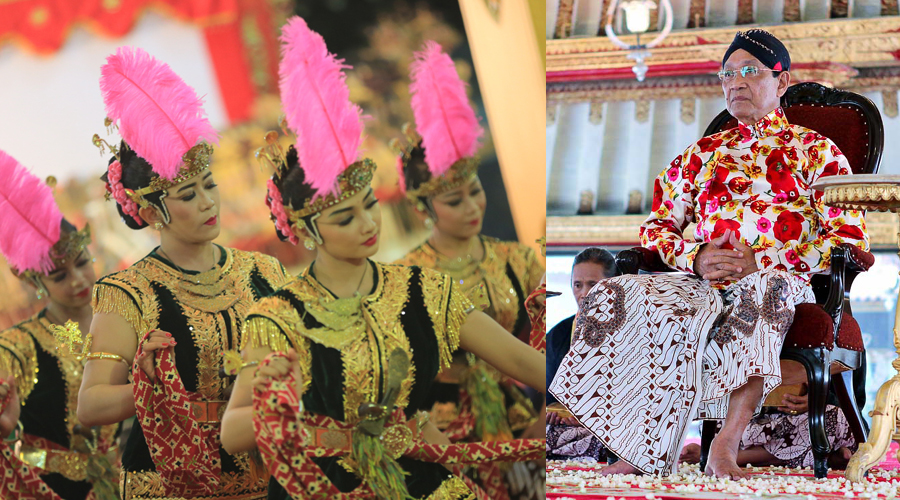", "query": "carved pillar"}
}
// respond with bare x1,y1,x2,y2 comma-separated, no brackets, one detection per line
783,0,802,22
736,0,754,24
555,0,576,38
687,0,706,28
548,102,559,125
883,0,900,16
830,0,849,18
883,90,899,119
